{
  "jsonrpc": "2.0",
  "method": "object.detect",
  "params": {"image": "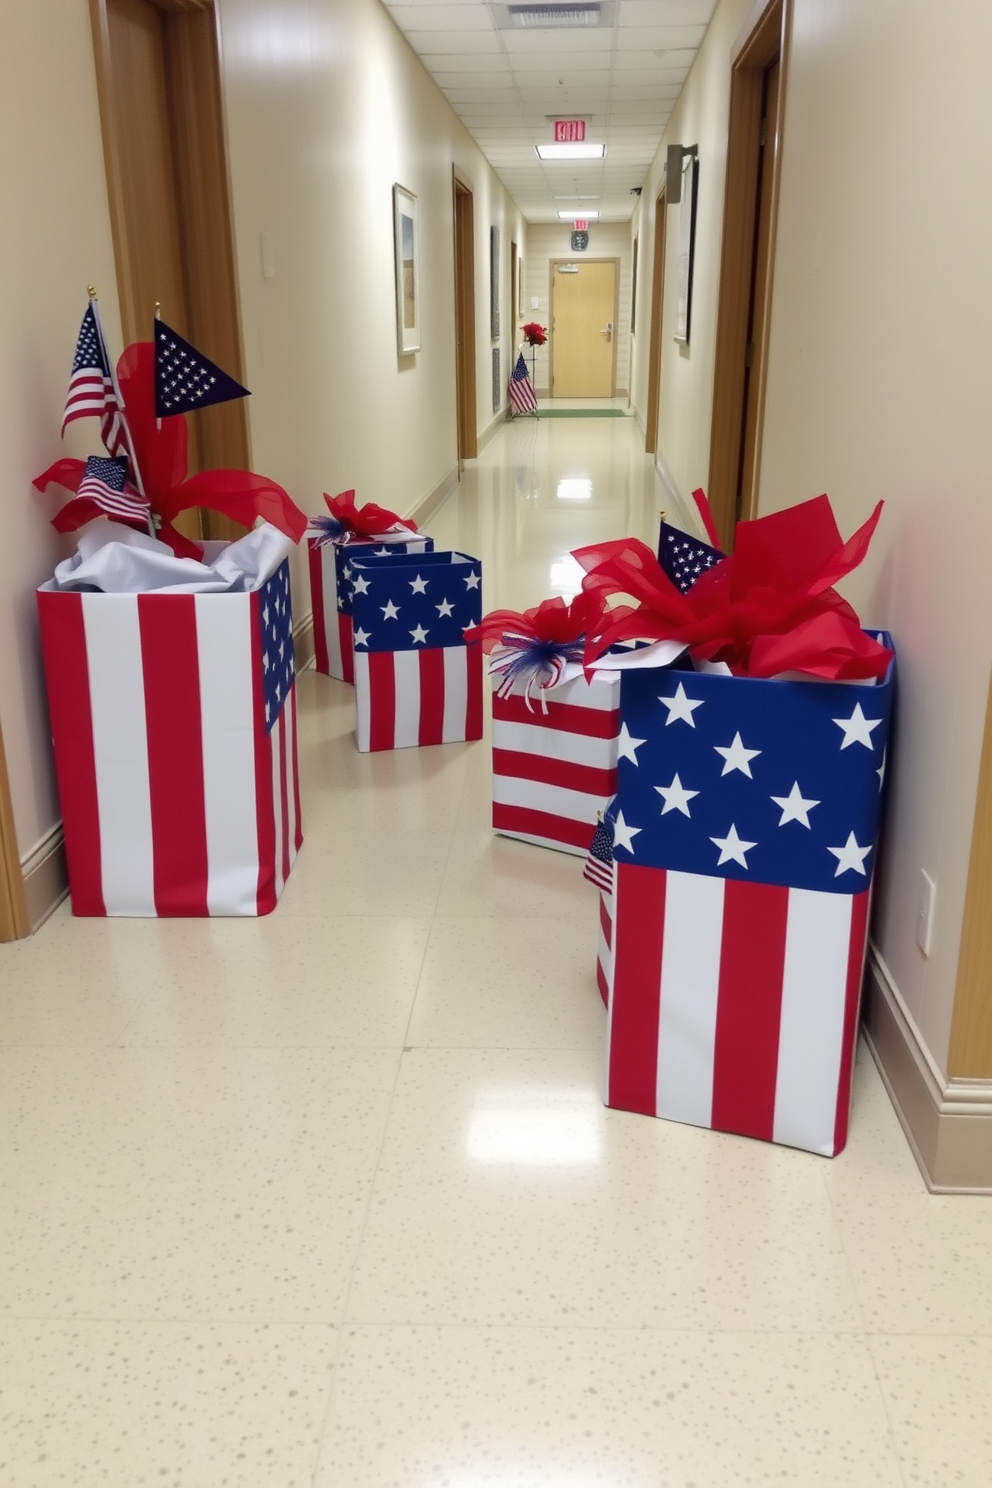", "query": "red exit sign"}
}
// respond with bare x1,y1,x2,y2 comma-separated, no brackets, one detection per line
574,220,588,231
554,119,586,143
